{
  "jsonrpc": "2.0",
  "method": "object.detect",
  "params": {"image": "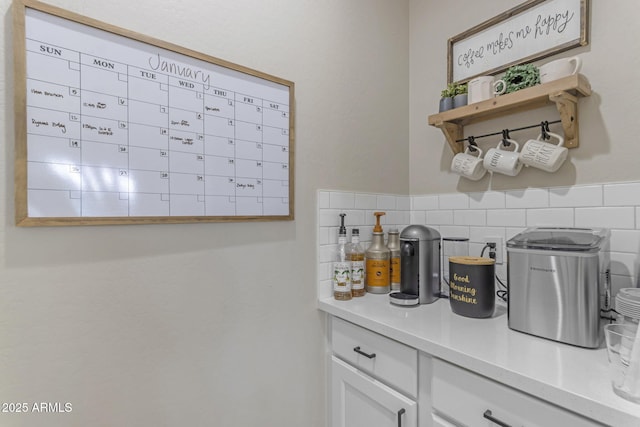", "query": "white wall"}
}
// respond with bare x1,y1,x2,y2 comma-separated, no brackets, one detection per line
410,0,640,194
0,1,409,426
